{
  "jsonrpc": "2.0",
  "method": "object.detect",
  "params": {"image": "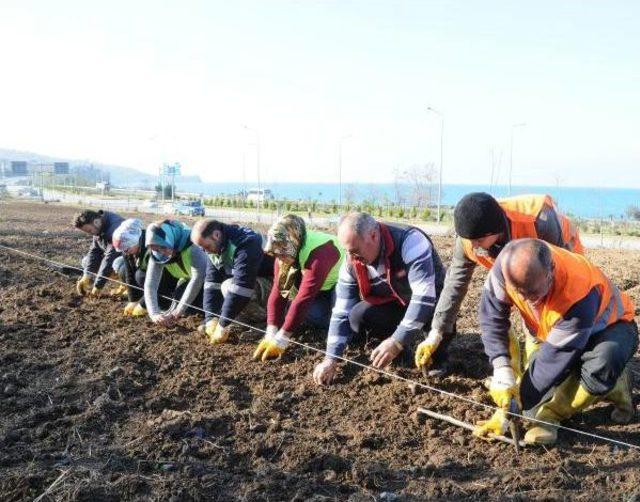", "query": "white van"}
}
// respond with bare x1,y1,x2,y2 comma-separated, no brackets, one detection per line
246,188,274,203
